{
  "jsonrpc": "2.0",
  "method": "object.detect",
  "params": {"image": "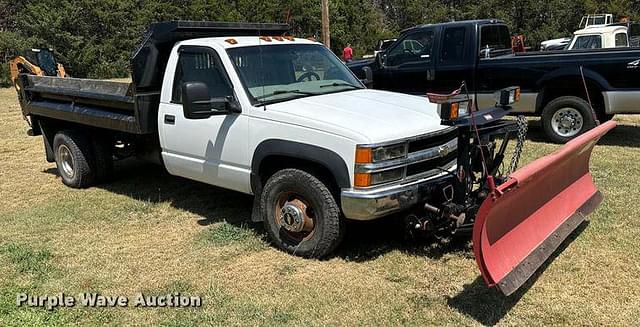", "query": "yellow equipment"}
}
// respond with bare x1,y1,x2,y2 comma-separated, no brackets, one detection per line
9,48,67,87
